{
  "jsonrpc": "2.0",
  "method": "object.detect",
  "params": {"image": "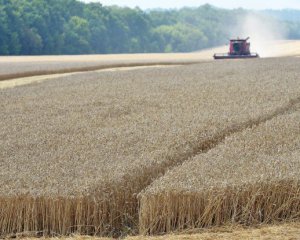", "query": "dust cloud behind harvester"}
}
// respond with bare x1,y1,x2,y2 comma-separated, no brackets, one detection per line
232,13,288,57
